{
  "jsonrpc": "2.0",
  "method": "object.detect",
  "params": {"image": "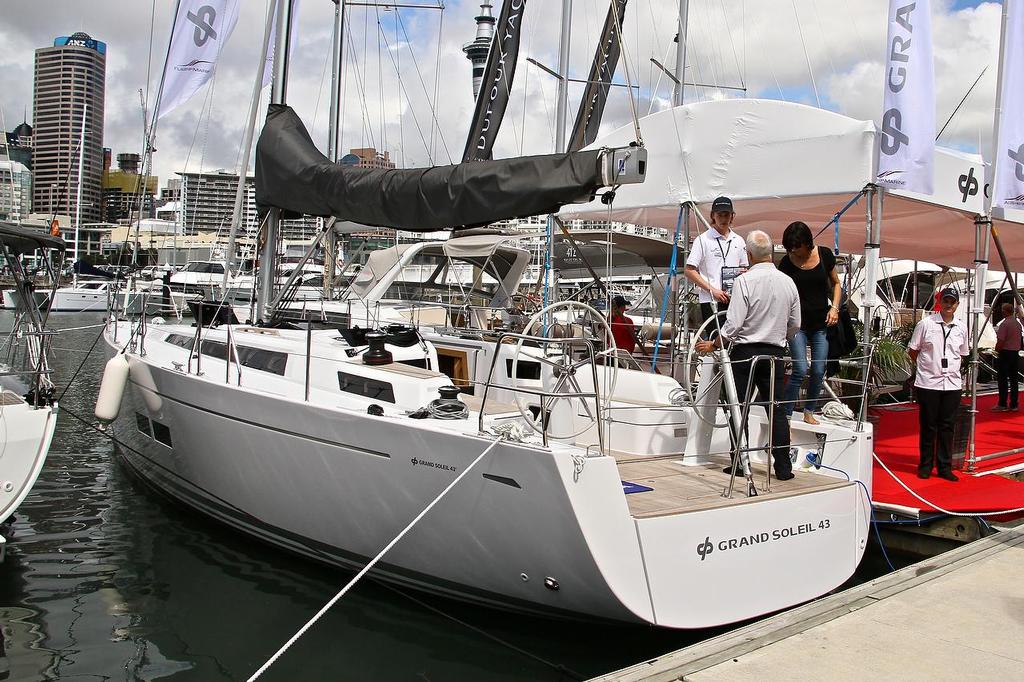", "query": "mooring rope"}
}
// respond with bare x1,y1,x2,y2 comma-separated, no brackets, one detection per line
873,452,1024,517
248,435,506,681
